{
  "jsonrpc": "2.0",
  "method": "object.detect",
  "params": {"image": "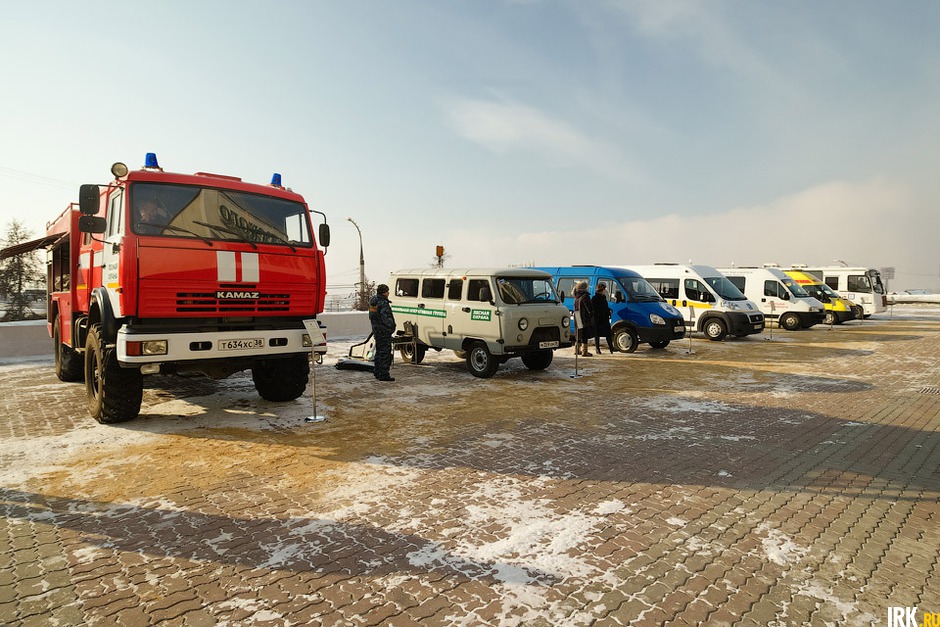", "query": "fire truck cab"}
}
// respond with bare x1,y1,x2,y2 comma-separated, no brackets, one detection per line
46,154,330,423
